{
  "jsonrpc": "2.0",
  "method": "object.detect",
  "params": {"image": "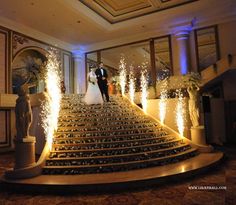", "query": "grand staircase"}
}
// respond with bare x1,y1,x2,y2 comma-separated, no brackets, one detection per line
43,95,198,175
